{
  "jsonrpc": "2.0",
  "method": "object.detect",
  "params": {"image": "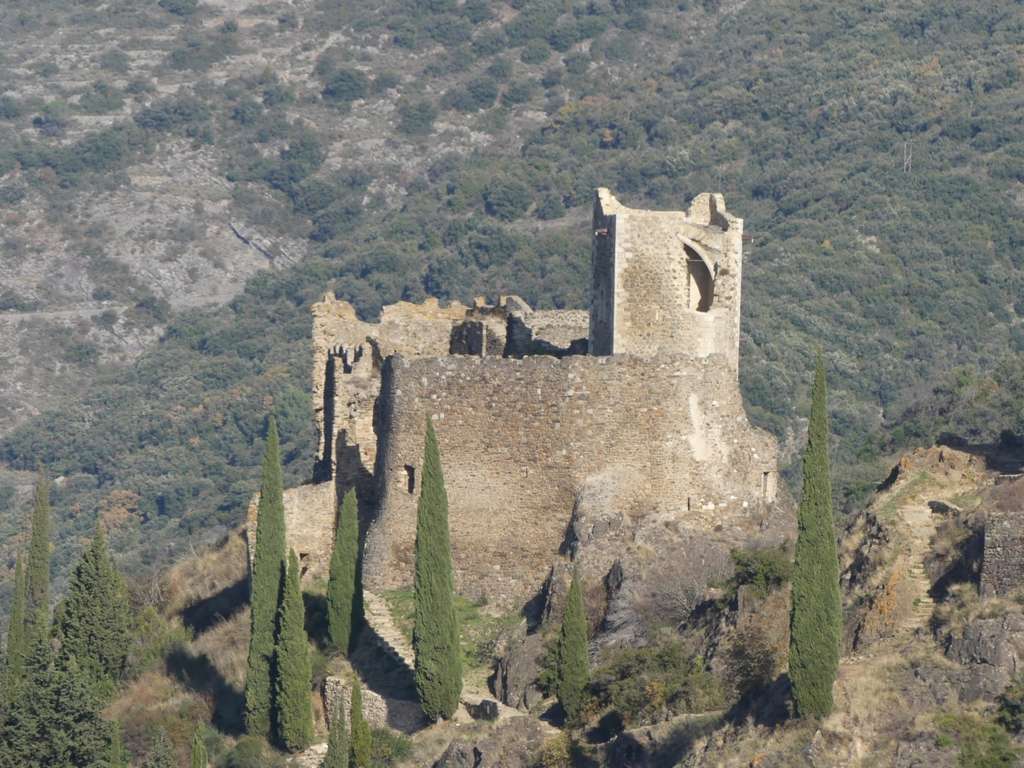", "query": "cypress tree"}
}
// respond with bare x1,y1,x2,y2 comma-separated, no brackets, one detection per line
323,697,348,768
4,555,28,697
190,727,208,768
788,354,841,719
244,416,287,737
53,525,132,698
349,676,371,768
327,488,362,655
274,549,313,752
412,419,462,721
555,569,589,726
109,721,128,768
142,728,175,768
25,472,51,647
